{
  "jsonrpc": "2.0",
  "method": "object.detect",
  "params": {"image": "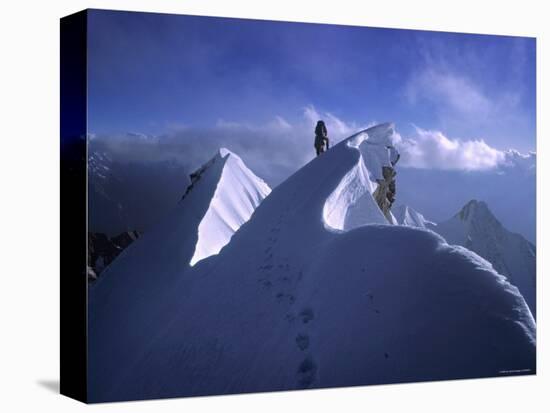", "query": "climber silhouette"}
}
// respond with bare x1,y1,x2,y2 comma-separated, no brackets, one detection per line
314,120,329,156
